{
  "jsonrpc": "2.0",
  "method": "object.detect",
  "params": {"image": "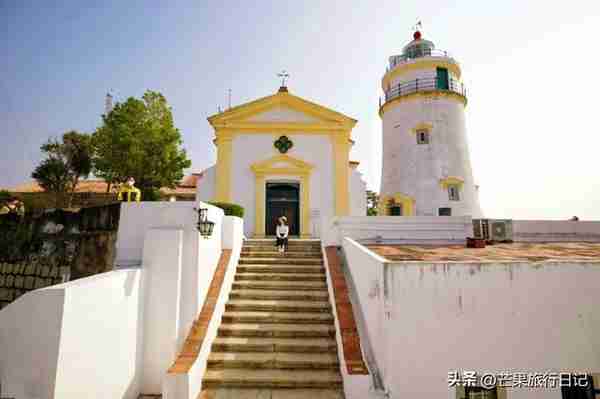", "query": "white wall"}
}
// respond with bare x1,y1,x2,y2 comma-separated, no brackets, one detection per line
513,220,600,242
0,202,240,399
164,216,244,399
196,165,215,202
321,216,473,247
141,229,184,394
380,91,482,218
321,246,372,399
230,132,335,237
342,237,600,399
116,201,217,266
349,168,367,217
0,269,143,399
125,202,224,394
